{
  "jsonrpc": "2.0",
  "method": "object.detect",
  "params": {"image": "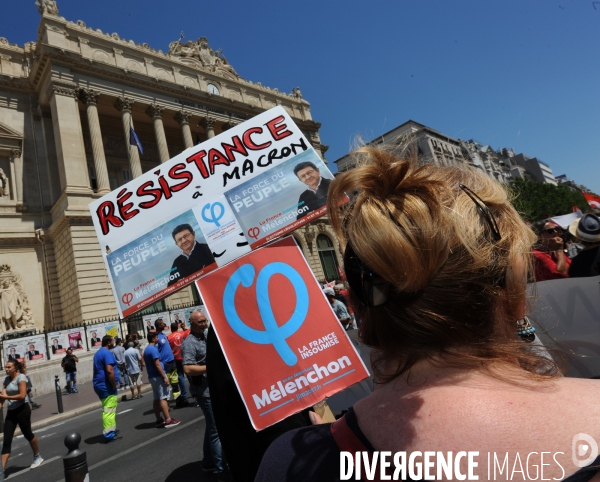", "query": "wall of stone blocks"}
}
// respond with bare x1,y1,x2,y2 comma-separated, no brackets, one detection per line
70,224,119,322
51,222,119,326
42,241,64,326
